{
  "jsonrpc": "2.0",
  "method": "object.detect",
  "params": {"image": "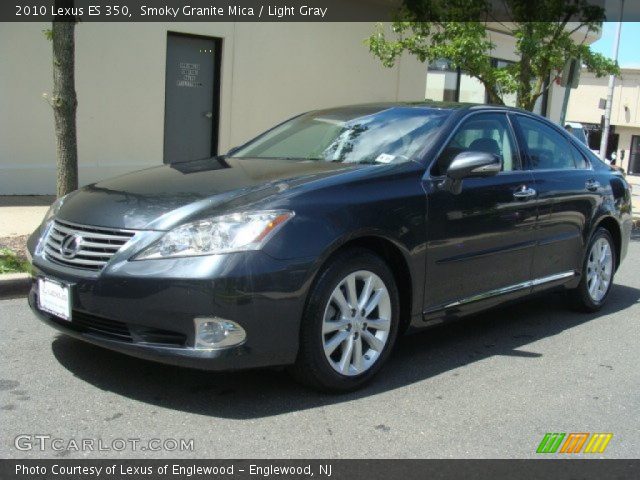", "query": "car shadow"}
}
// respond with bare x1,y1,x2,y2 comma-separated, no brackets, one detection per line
51,284,640,419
